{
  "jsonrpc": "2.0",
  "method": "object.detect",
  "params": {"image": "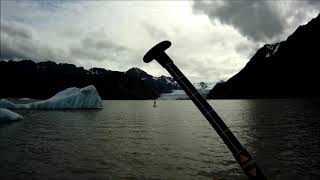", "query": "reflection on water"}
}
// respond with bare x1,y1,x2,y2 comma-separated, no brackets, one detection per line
0,100,320,179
